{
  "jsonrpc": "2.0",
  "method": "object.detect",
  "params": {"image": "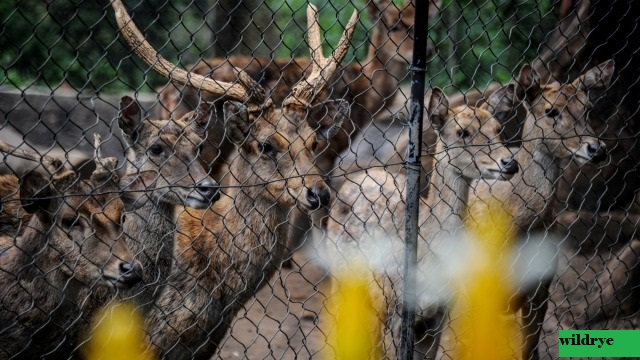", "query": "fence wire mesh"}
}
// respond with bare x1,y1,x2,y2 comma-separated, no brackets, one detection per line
0,0,639,359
